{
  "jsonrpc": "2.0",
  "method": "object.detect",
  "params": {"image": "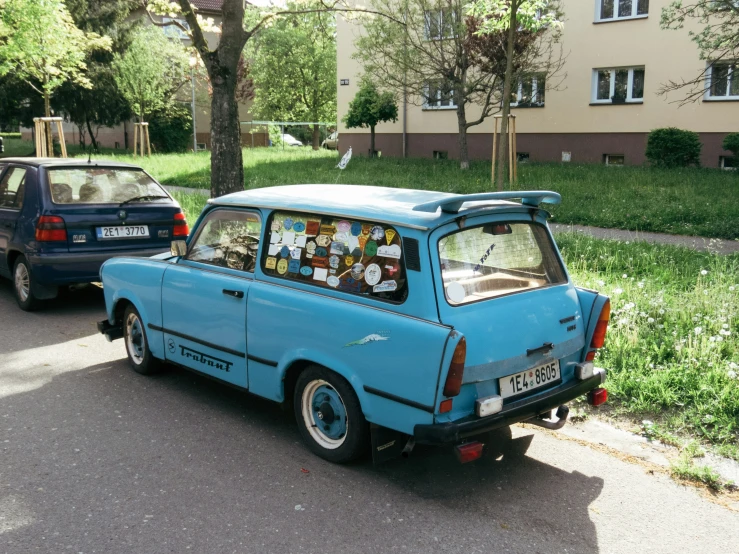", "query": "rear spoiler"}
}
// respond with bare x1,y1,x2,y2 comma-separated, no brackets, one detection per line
412,191,561,214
